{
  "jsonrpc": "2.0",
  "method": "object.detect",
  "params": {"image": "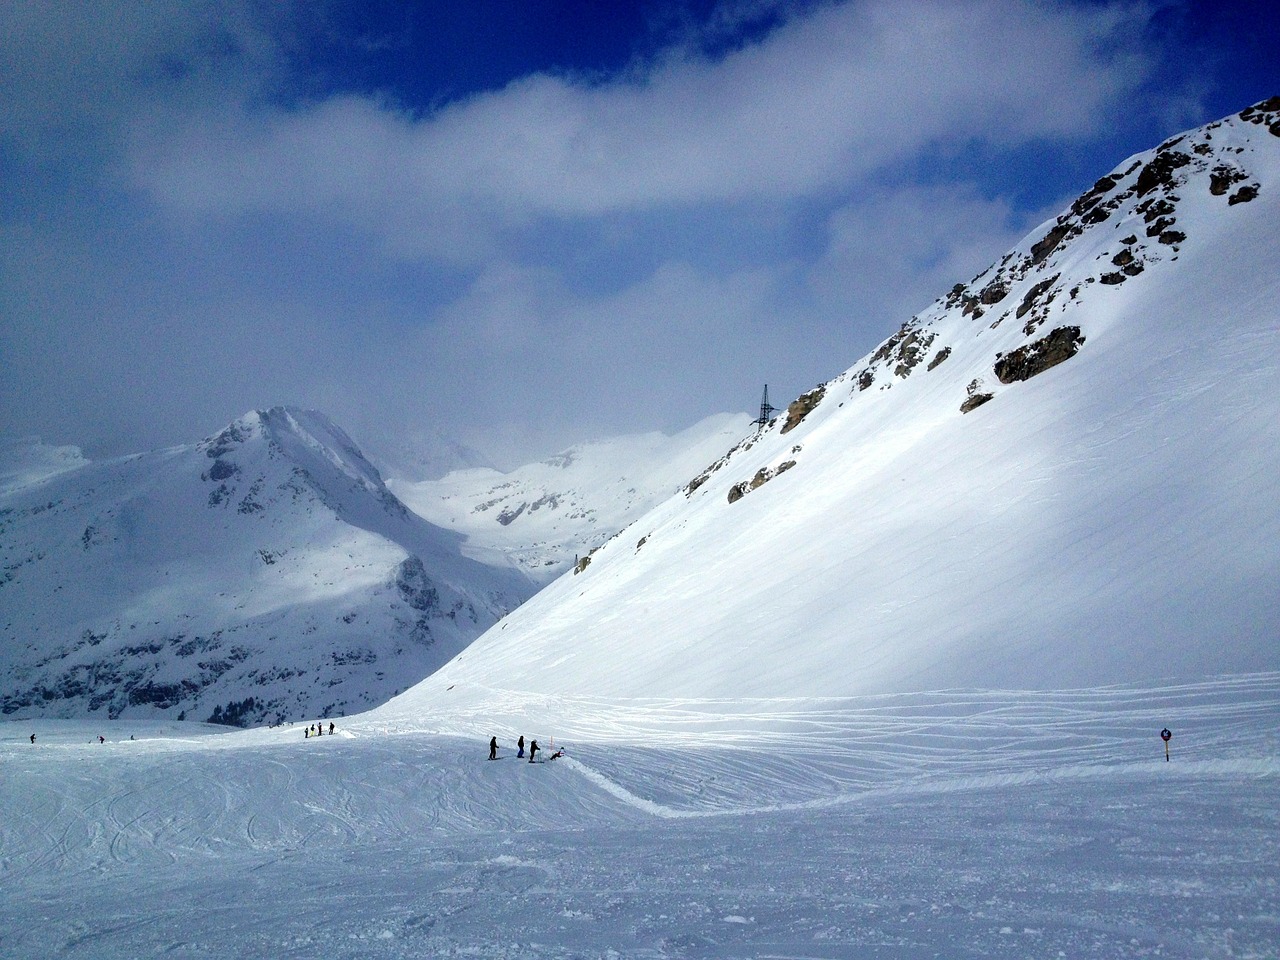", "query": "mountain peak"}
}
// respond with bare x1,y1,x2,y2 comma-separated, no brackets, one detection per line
1,408,535,726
